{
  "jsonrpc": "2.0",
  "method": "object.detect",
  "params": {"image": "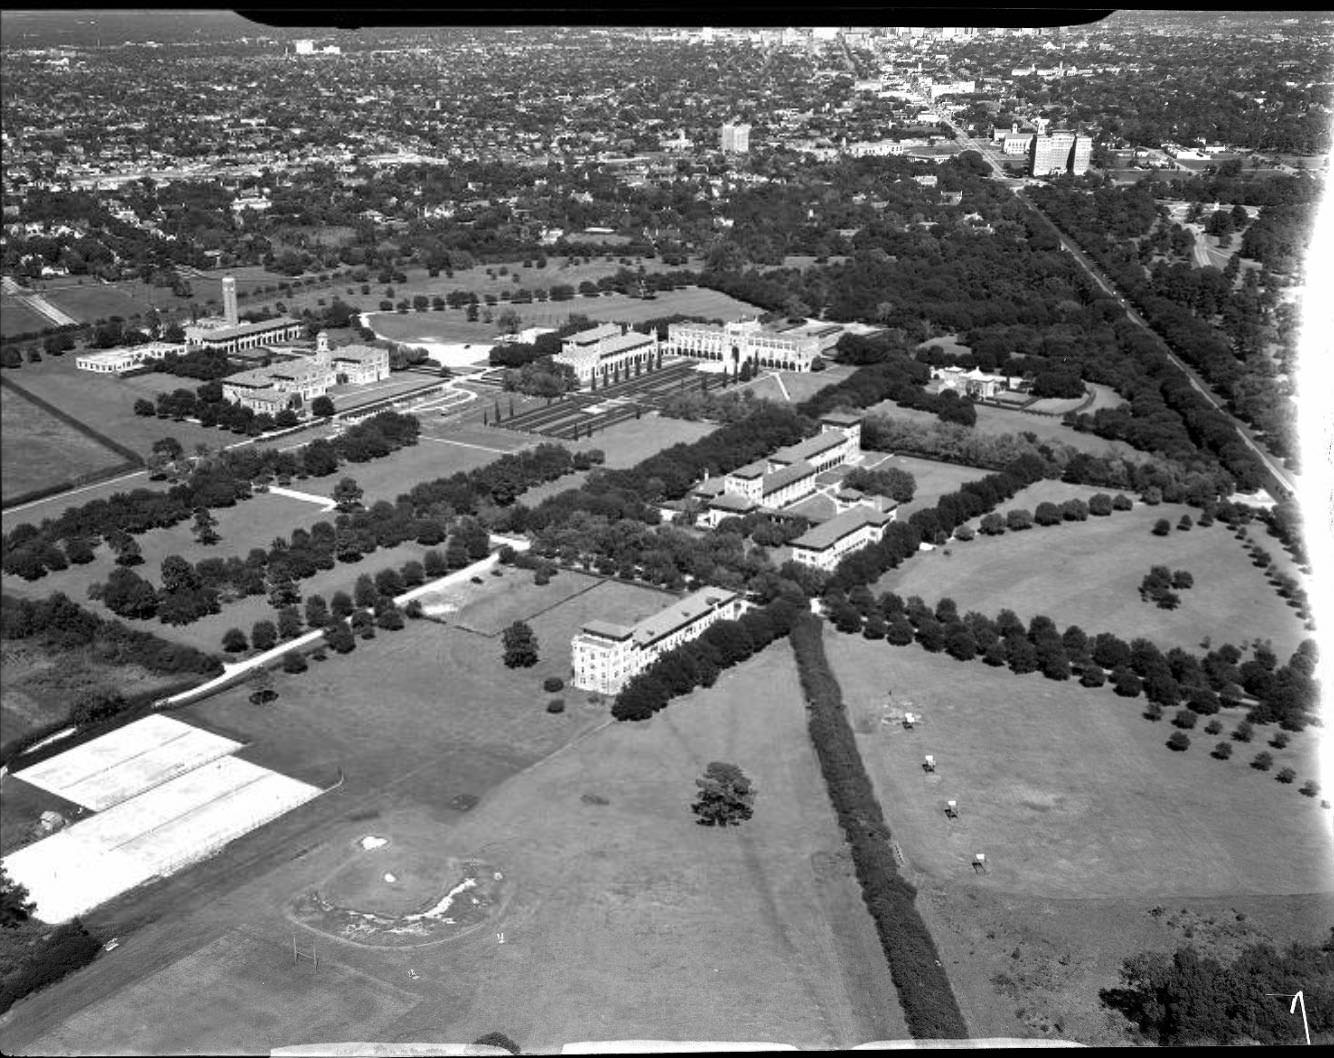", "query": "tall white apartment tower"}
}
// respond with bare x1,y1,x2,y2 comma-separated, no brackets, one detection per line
721,122,751,153
221,275,239,327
